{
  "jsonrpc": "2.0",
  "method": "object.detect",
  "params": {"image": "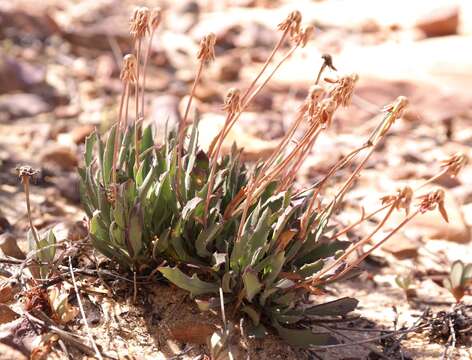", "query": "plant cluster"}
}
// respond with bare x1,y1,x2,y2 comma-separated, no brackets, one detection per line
78,8,466,346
